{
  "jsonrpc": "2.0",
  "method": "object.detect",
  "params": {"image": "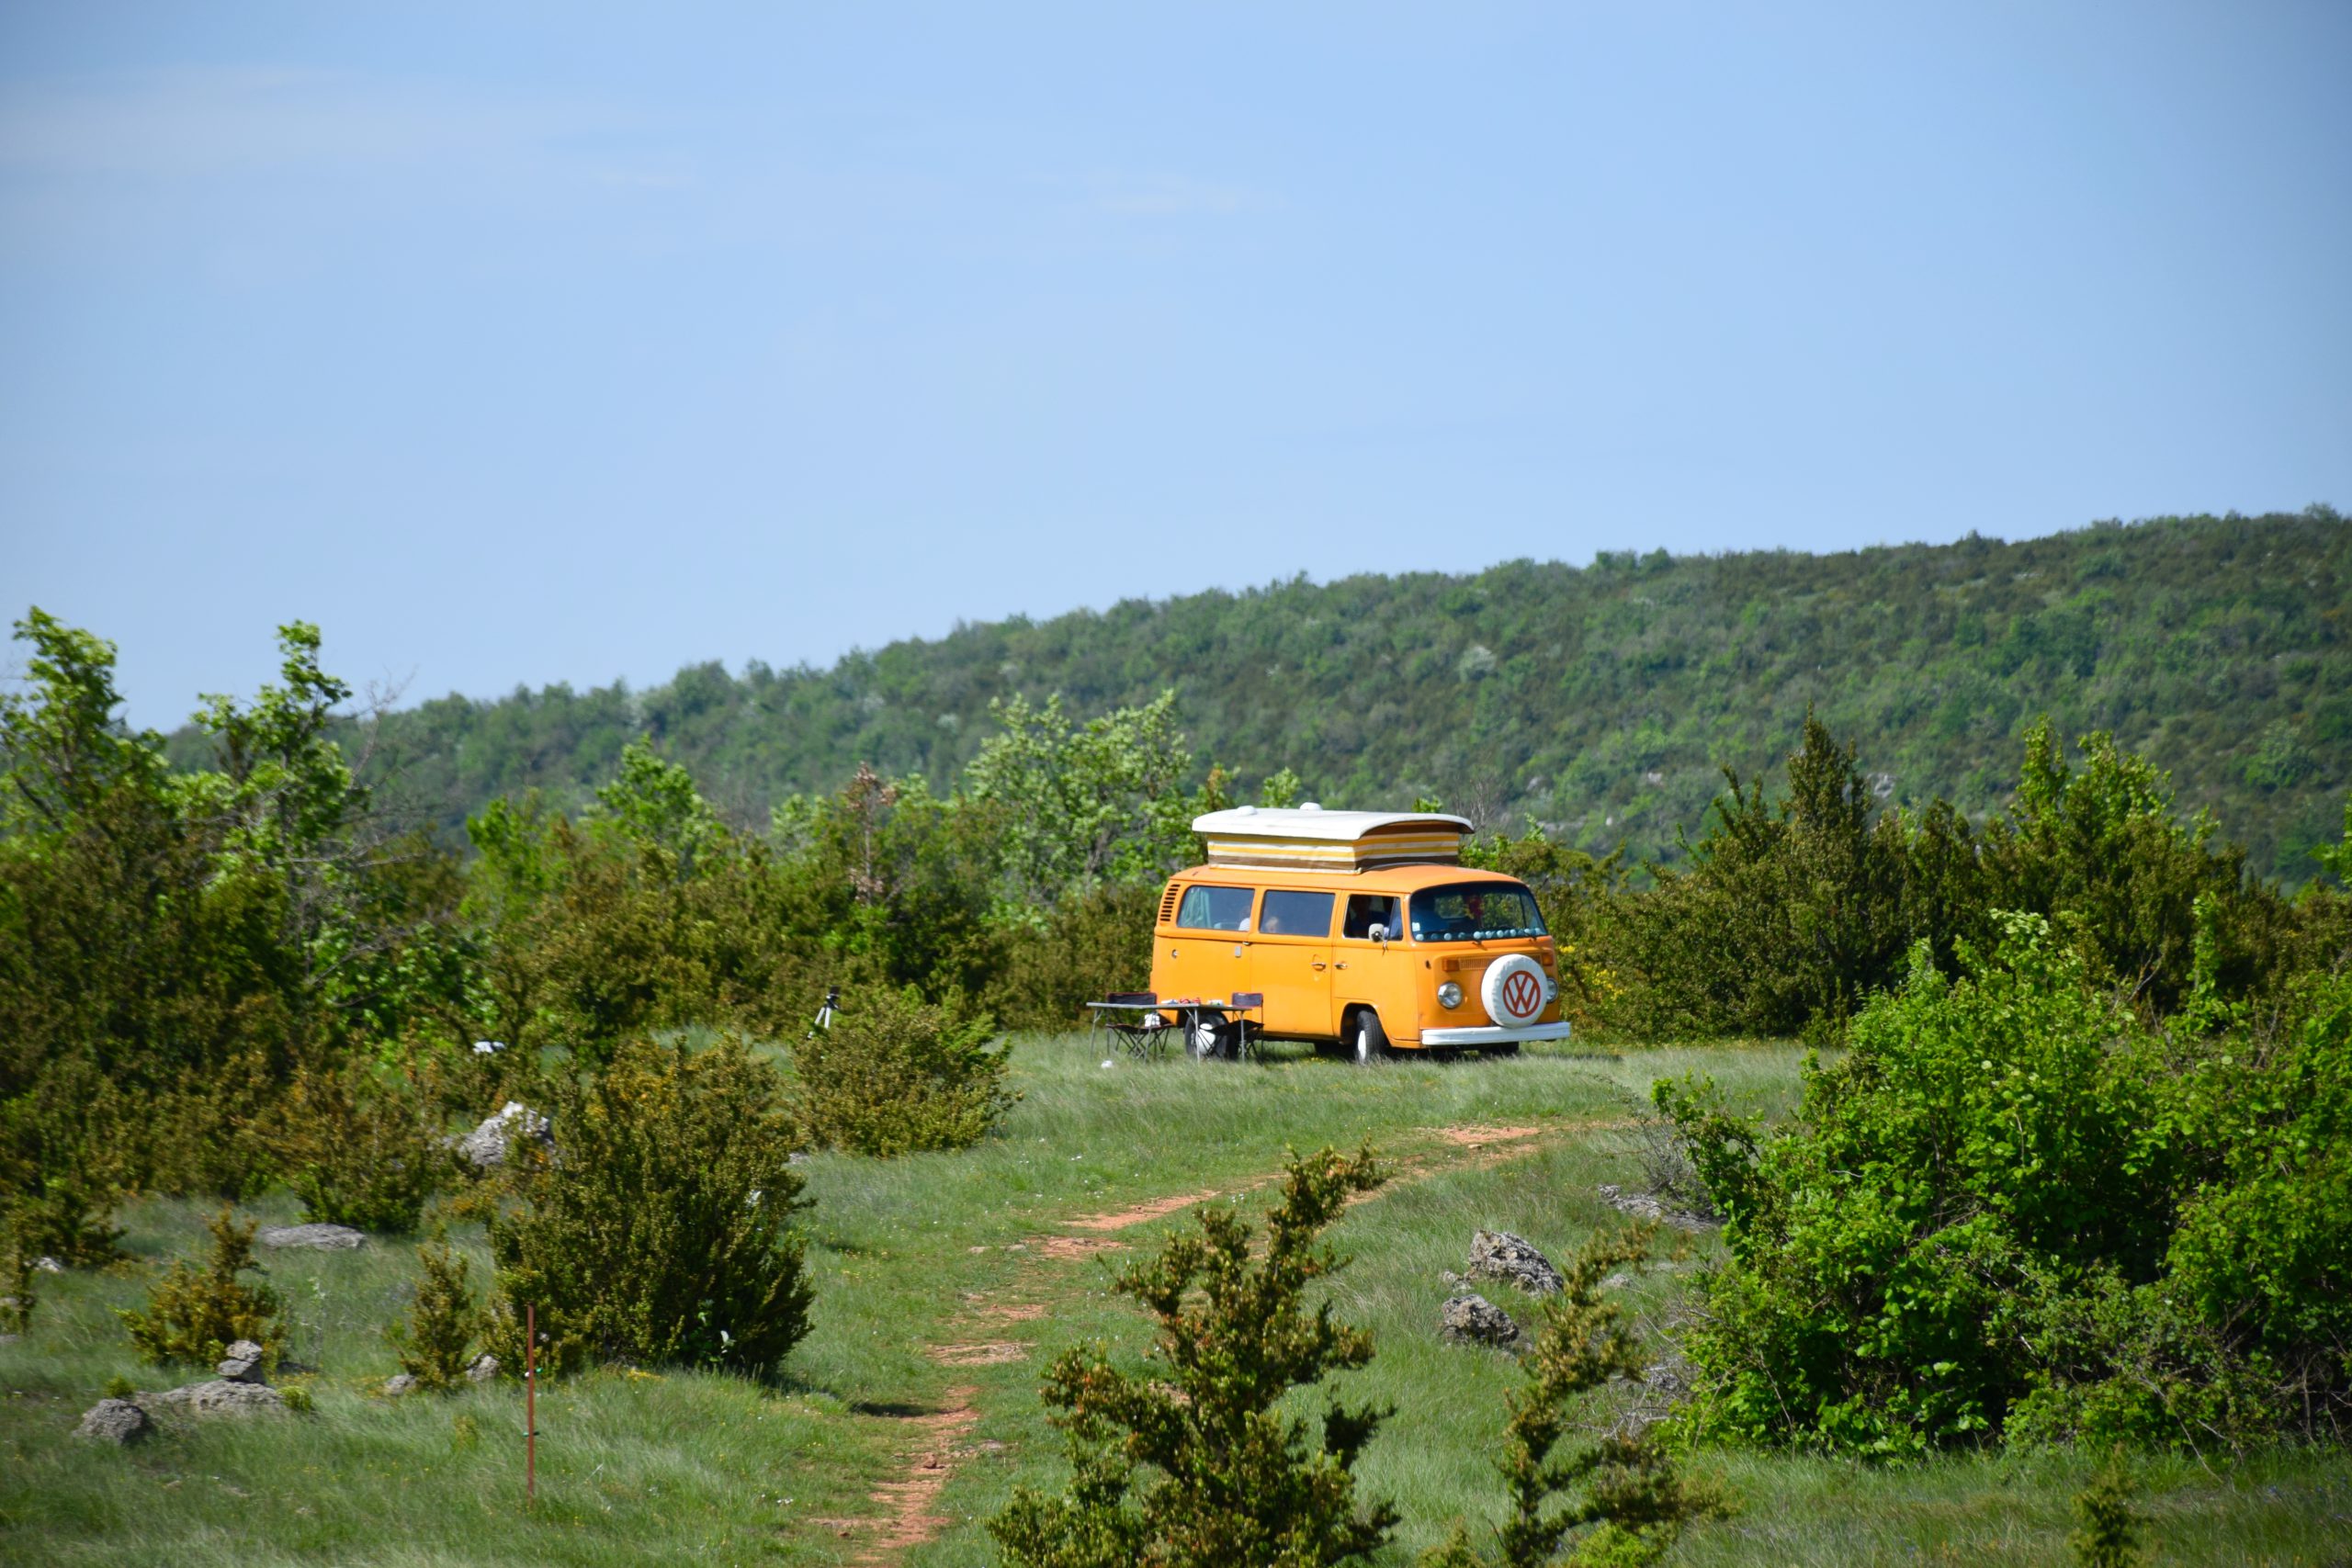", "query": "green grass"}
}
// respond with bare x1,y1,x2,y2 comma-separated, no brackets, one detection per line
5,1033,2346,1565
